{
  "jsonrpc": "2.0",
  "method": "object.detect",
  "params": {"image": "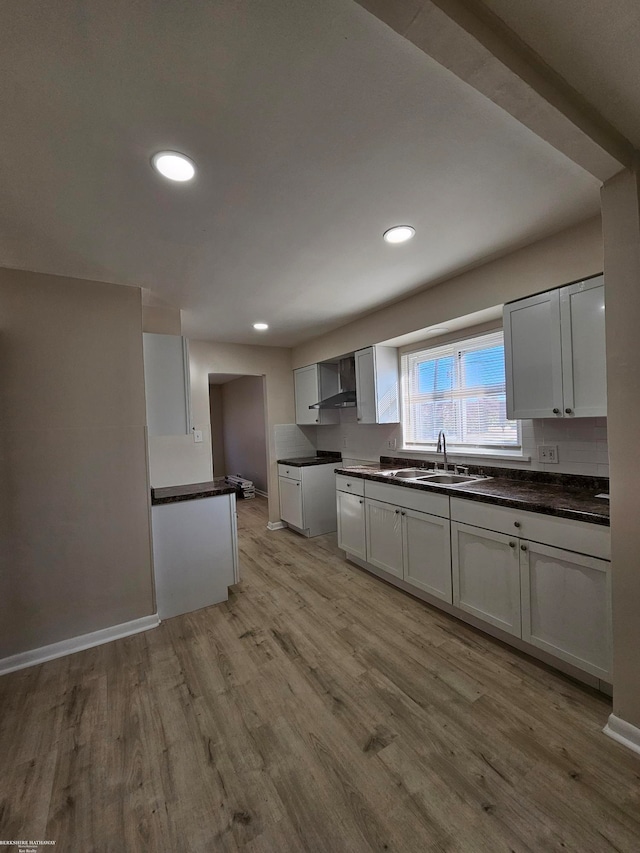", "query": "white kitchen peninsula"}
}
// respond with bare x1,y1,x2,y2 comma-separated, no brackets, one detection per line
151,482,239,619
